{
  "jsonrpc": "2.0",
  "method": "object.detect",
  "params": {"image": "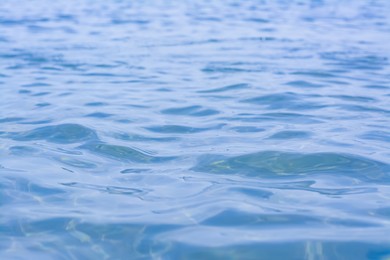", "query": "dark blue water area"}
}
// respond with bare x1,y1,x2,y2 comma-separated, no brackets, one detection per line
1,0,390,259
